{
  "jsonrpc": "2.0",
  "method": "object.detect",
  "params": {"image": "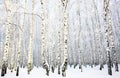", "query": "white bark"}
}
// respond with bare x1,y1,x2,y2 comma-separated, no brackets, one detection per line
3,0,12,66
41,0,49,76
17,7,23,70
93,0,103,67
105,0,118,72
104,0,112,75
84,0,93,66
57,31,61,74
61,0,69,77
27,0,34,74
78,13,82,71
22,0,27,68
57,0,62,74
10,26,15,72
